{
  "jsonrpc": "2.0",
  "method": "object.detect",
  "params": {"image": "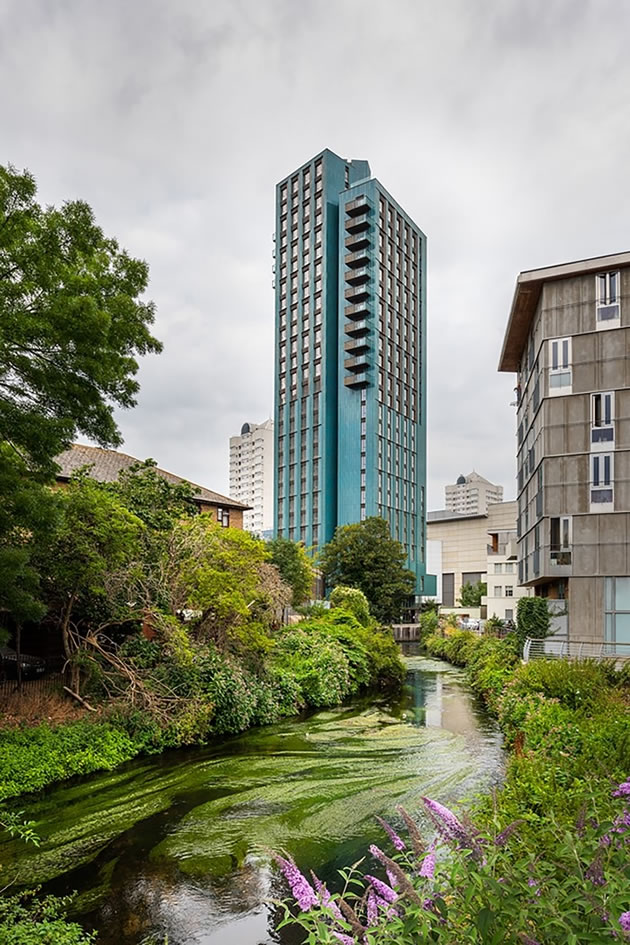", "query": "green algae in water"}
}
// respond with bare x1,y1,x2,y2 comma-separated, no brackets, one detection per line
1,656,504,945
